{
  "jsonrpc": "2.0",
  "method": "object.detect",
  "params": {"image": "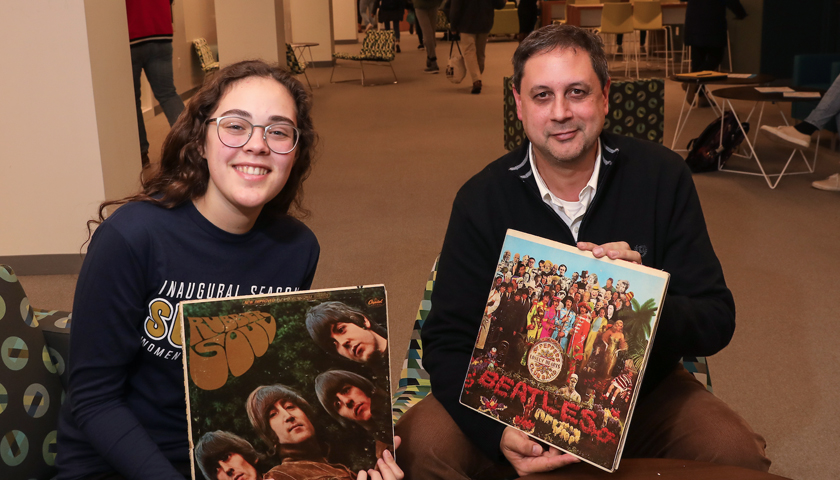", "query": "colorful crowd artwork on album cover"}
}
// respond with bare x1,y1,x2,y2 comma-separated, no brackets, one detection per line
180,286,393,480
460,230,670,472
